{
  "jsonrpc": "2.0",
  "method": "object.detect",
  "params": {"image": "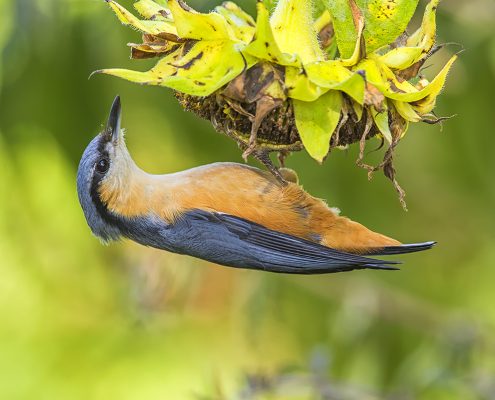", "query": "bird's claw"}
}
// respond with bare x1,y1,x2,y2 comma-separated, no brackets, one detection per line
242,139,258,162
